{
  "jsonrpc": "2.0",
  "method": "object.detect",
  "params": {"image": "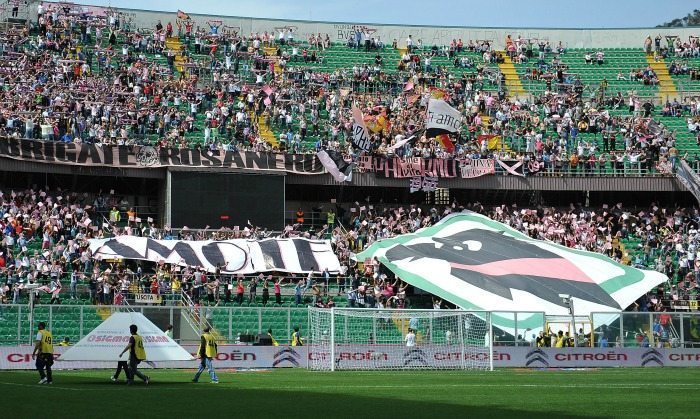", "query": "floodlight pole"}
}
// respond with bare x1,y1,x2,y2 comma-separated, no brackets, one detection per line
560,293,577,347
